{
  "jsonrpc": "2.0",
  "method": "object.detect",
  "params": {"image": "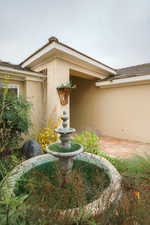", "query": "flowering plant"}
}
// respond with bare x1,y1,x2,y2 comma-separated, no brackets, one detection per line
37,119,61,152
